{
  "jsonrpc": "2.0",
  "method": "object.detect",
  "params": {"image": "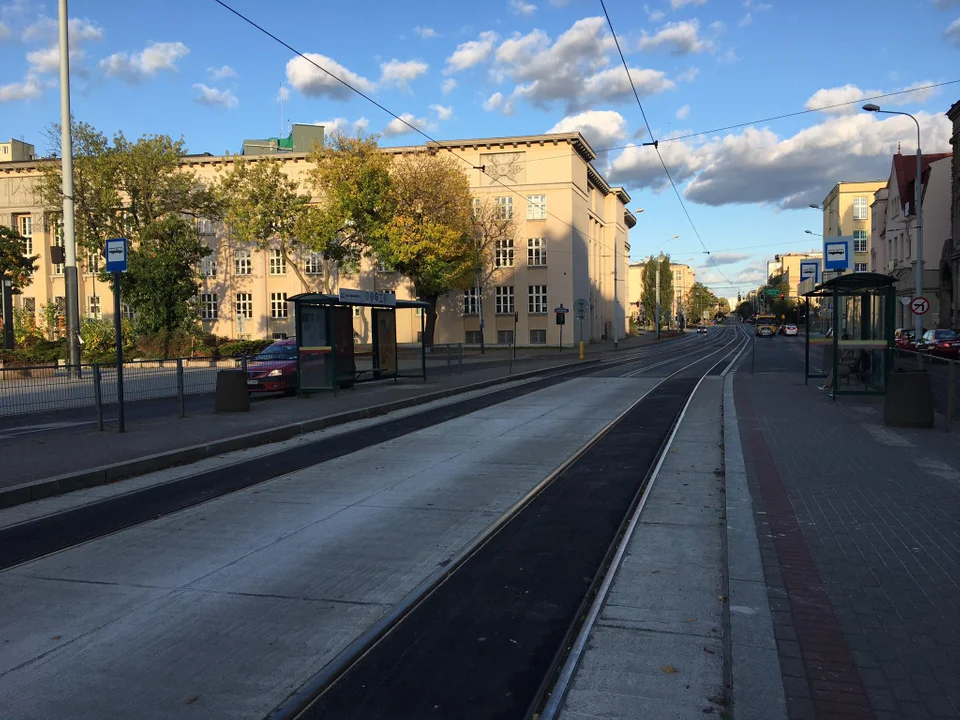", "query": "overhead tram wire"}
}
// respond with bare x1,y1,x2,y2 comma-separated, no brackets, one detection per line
212,0,616,260
598,0,731,286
